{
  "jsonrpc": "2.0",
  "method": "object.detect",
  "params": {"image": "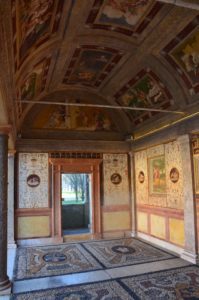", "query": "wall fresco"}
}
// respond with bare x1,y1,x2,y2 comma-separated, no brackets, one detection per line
103,153,129,206
18,153,49,208
192,136,199,194
135,150,148,205
33,105,116,131
149,155,166,195
135,141,184,209
162,16,199,94
165,141,184,209
63,46,123,87
114,69,172,126
86,0,163,36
